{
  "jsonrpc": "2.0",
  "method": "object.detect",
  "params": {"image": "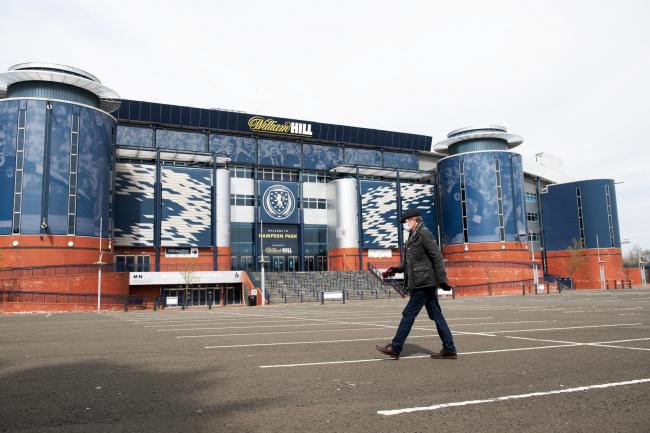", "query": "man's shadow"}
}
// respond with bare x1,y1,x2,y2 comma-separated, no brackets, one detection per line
402,343,436,356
